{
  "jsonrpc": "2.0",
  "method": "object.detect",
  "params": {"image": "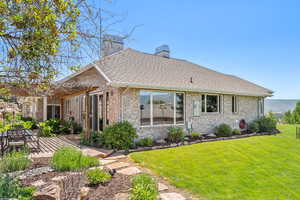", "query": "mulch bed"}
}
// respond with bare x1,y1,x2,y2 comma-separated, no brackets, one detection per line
21,158,132,200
